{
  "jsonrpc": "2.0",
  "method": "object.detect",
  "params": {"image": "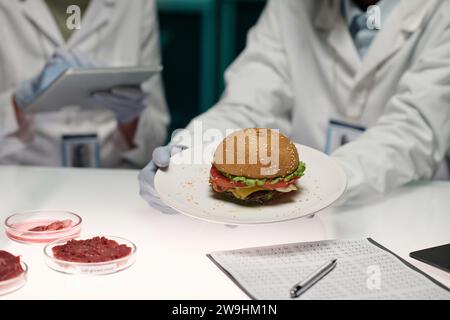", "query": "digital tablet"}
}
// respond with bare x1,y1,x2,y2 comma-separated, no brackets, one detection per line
410,243,450,273
26,65,162,113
